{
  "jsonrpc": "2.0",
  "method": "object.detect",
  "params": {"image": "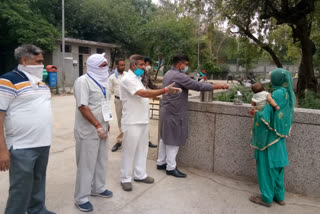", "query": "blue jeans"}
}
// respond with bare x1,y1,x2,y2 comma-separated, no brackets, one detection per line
5,146,52,214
